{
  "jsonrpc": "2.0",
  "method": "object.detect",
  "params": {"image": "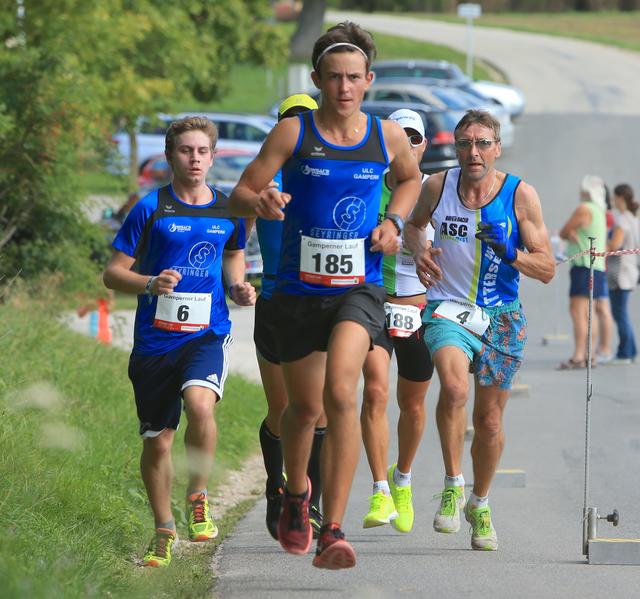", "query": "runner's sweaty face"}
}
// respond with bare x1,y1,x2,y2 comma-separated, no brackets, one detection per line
167,130,214,187
312,51,373,119
455,123,501,182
